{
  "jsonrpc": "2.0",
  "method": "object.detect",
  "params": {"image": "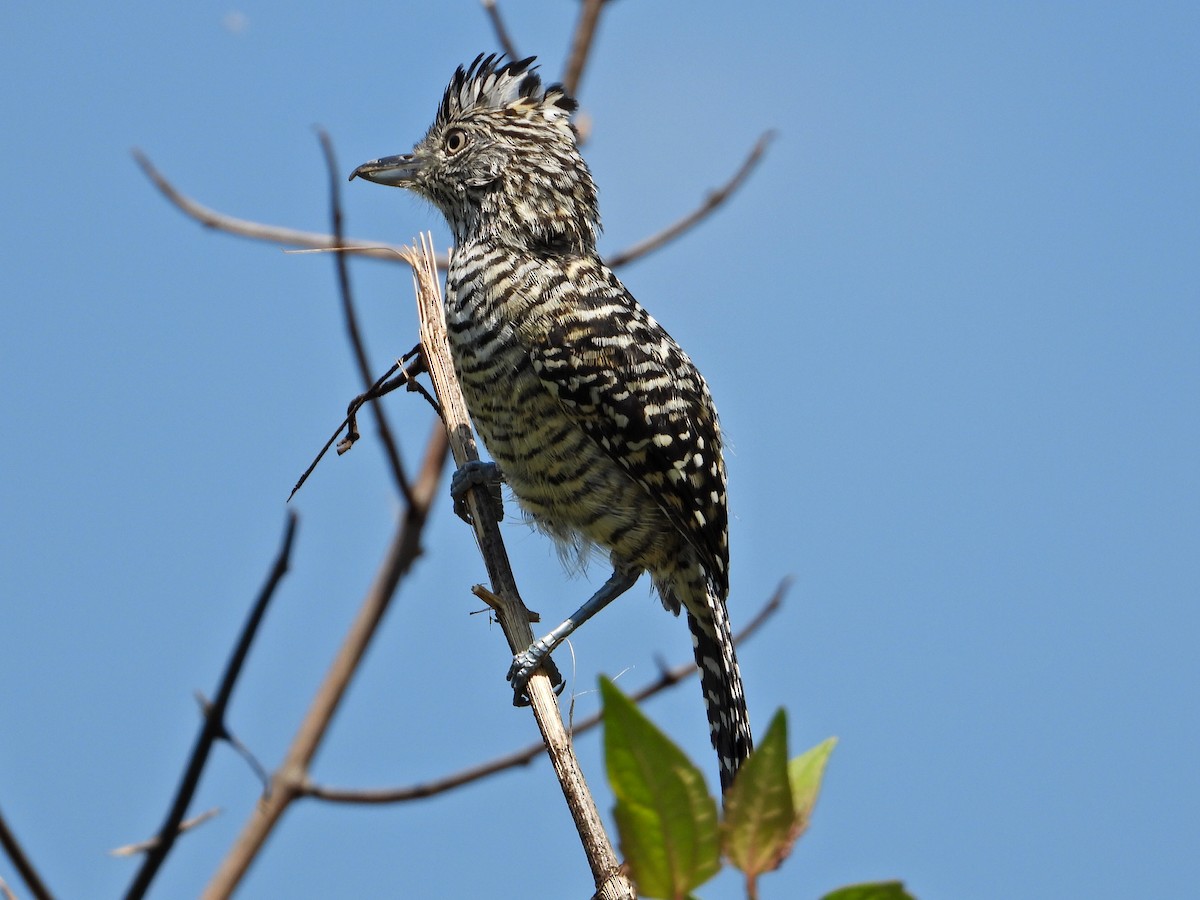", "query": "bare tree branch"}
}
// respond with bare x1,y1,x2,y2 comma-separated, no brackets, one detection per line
481,0,519,60
124,512,298,900
0,803,53,900
194,693,270,791
316,129,414,505
607,130,776,268
131,149,450,269
562,0,607,98
202,425,449,899
408,234,635,900
136,132,774,280
303,580,787,804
